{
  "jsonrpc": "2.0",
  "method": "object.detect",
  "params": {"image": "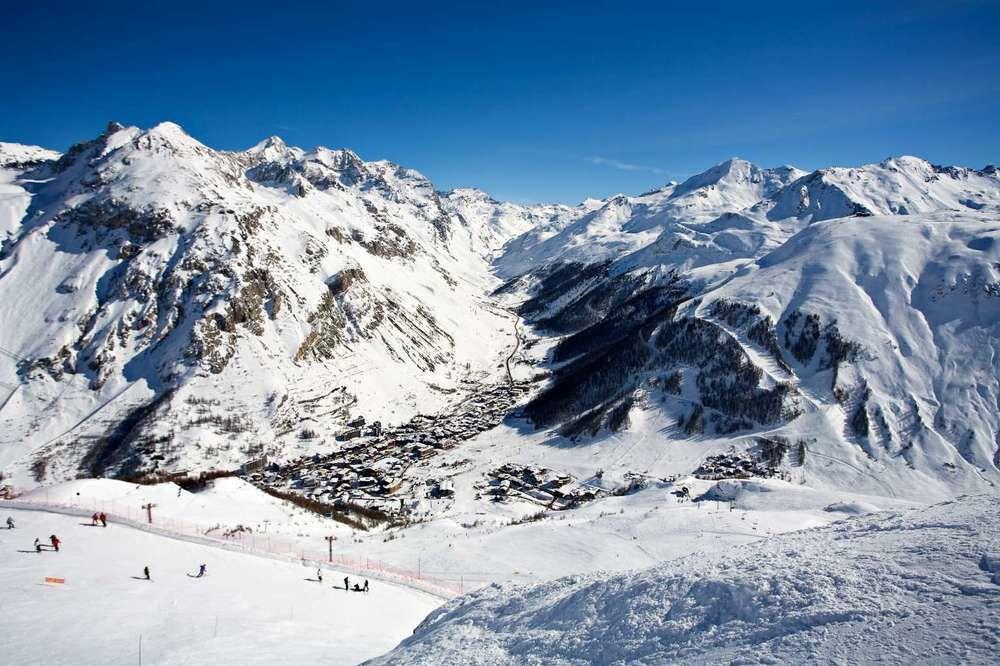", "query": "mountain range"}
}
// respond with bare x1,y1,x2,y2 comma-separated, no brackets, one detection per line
1,122,998,500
